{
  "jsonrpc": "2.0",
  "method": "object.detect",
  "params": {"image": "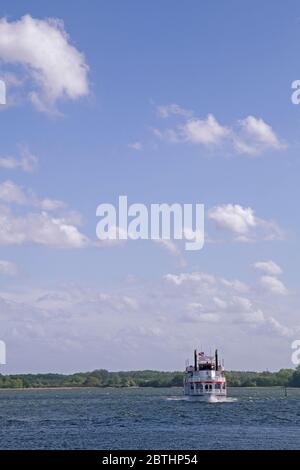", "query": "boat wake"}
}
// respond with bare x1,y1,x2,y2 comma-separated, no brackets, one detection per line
167,396,237,403
209,396,237,403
